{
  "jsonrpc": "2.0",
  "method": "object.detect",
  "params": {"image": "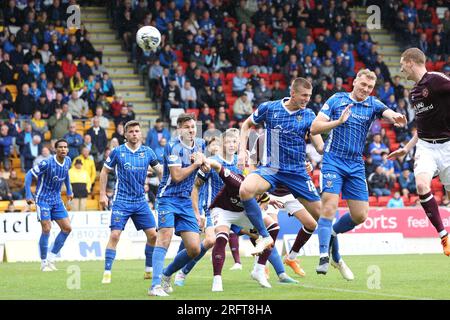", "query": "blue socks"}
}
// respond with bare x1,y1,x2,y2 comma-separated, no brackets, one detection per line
105,248,116,271
182,243,208,275
51,231,69,255
242,199,269,237
333,213,357,234
318,217,332,256
151,246,168,288
268,246,285,275
39,232,50,260
331,235,341,263
145,244,154,268
177,241,185,253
